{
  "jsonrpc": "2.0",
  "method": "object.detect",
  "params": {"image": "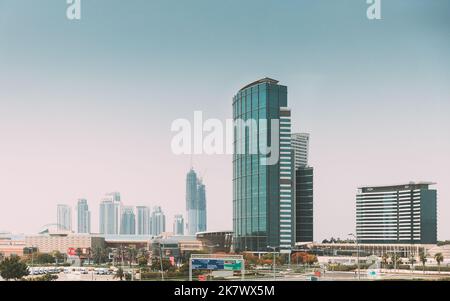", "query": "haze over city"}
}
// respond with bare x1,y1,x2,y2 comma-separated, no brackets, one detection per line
0,0,449,241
